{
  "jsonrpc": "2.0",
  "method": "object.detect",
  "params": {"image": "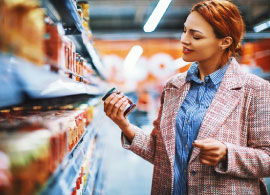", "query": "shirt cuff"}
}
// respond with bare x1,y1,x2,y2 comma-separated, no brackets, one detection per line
122,132,132,146
215,142,230,173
